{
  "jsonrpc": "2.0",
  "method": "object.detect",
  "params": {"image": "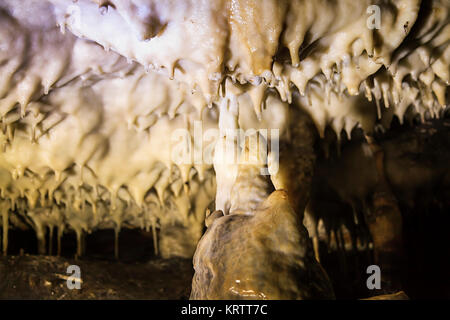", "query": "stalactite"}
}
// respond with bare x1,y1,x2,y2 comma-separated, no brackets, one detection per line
151,217,158,256
114,226,120,260
75,228,84,258
48,226,54,256
36,224,46,256
57,225,64,257
2,209,8,256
